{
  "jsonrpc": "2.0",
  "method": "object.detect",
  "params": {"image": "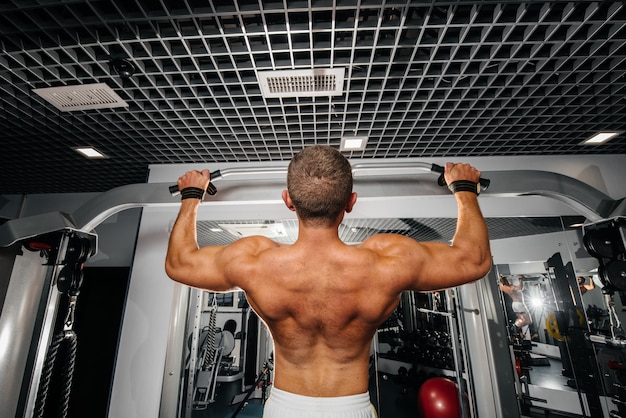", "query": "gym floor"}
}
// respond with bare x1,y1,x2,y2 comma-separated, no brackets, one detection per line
190,379,263,418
